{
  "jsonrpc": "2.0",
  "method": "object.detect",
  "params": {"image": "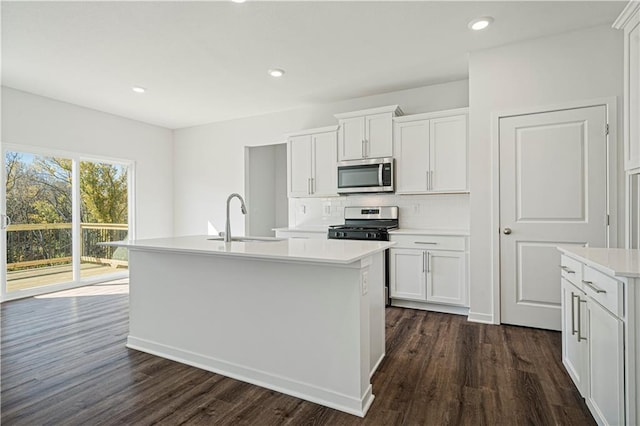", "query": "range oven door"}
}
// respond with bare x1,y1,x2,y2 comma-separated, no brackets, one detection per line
337,158,393,194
